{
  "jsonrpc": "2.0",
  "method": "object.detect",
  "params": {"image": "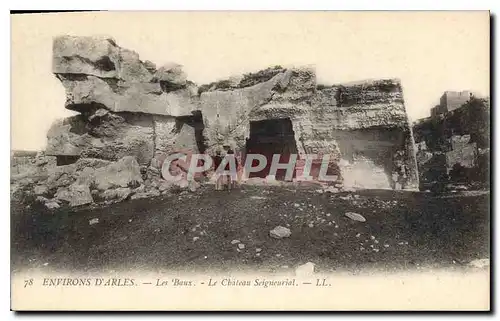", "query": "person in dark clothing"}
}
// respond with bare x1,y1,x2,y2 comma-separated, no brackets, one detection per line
213,151,224,191
227,148,239,189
